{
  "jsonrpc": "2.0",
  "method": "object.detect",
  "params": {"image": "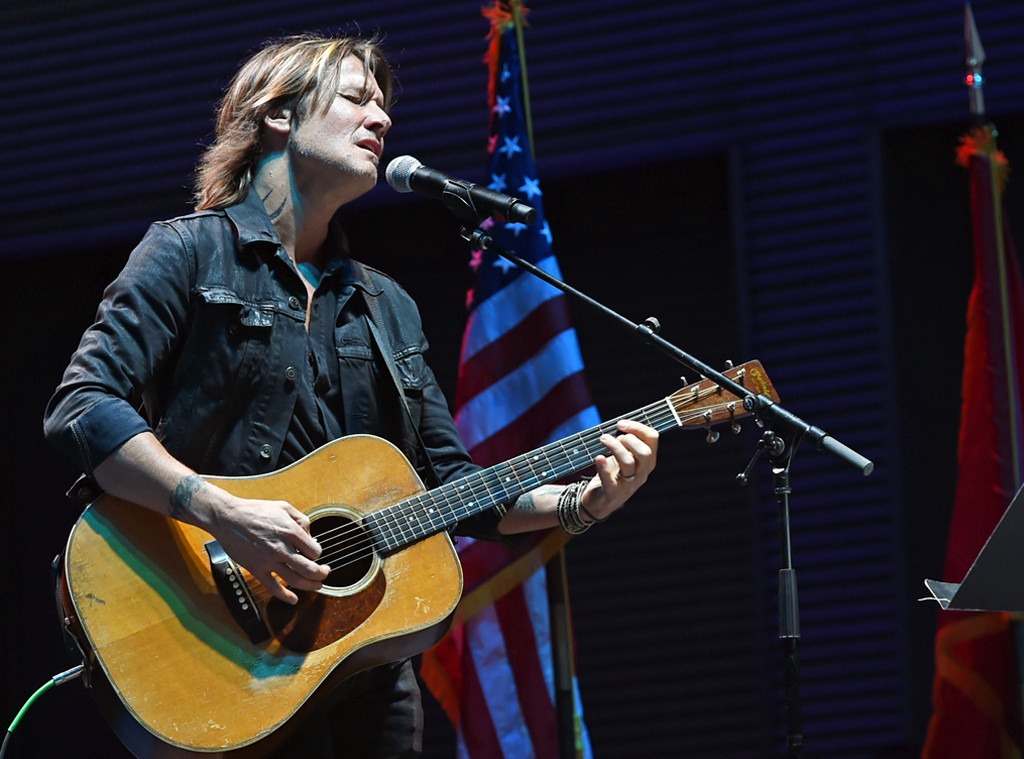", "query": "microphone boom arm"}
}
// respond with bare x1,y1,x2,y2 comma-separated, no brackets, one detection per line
463,226,873,476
